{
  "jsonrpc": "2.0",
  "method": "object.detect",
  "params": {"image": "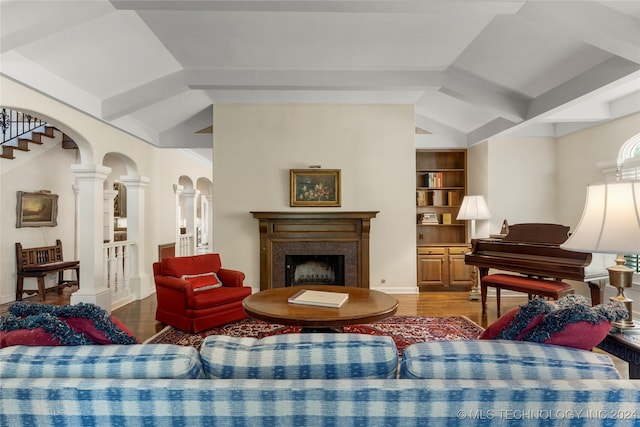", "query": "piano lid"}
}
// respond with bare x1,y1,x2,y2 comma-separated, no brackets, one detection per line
501,223,570,246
